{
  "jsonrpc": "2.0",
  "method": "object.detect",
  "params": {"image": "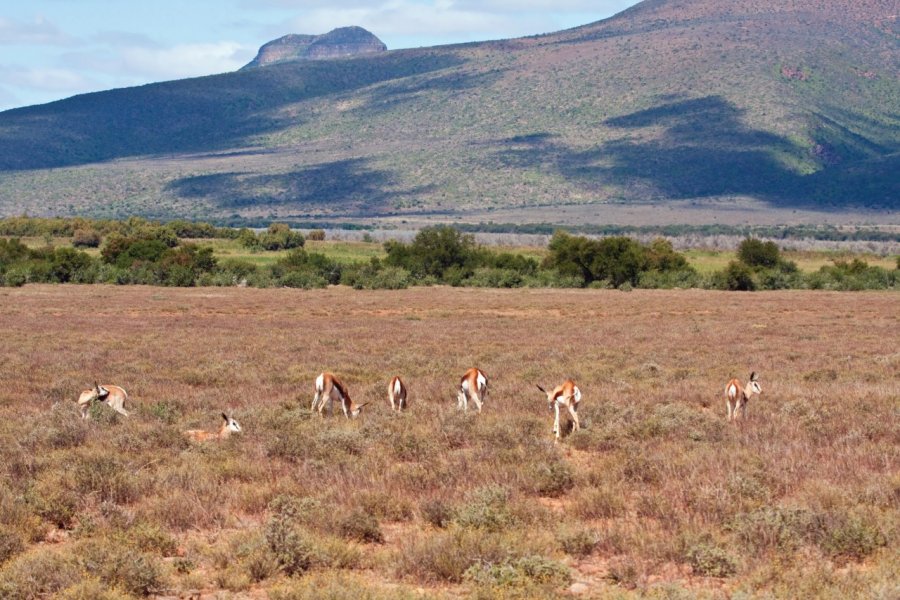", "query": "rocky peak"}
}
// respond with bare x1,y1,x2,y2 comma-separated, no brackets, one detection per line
242,26,387,69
